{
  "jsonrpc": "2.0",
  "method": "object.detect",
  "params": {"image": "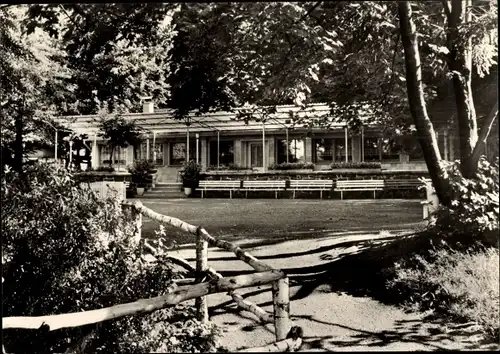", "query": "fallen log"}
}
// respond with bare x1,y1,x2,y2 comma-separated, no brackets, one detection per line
238,337,303,352
3,270,284,331
230,292,273,324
